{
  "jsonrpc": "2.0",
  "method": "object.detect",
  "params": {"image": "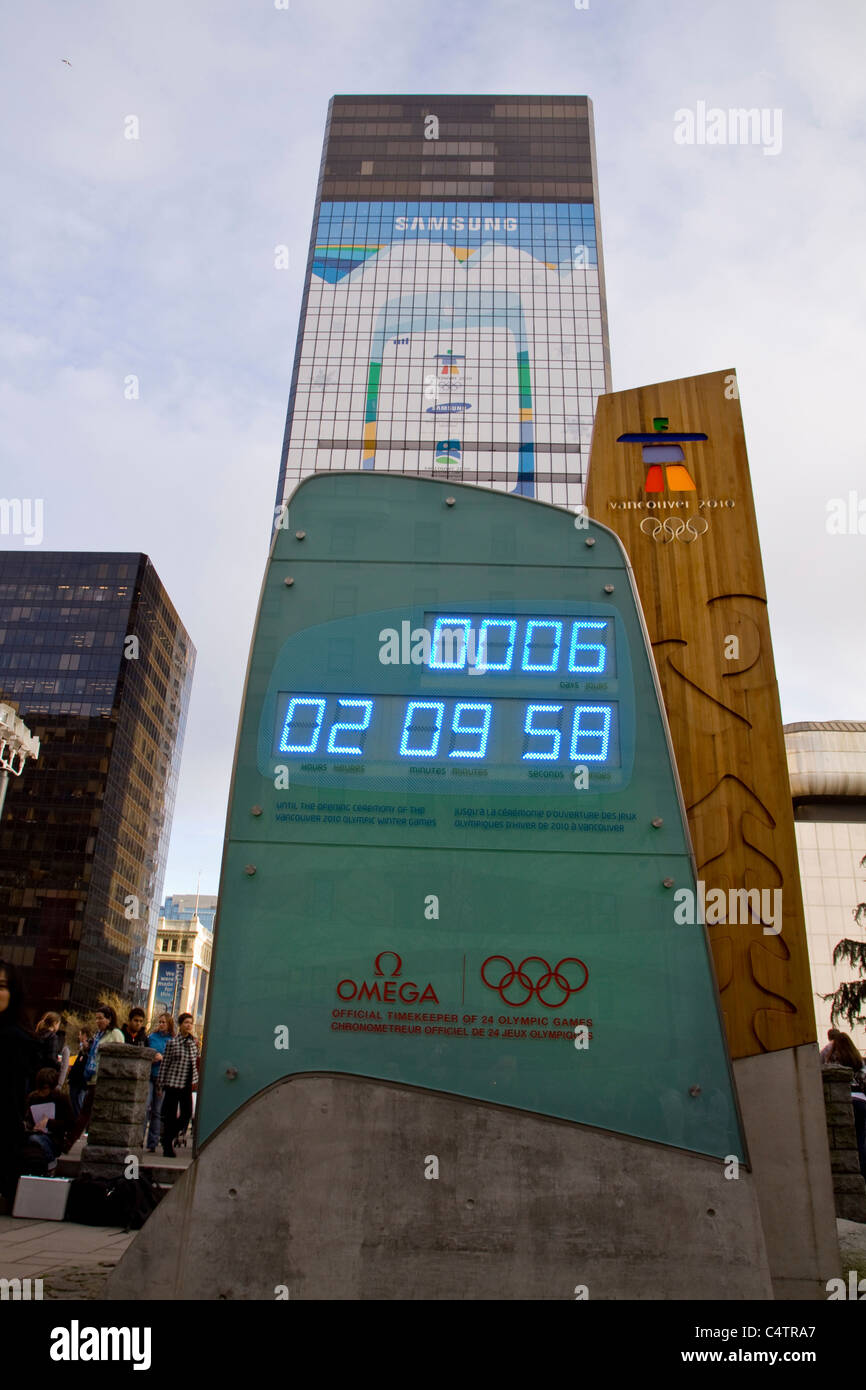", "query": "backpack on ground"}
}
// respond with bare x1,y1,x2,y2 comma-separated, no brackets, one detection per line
105,1170,166,1229
65,1170,165,1229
